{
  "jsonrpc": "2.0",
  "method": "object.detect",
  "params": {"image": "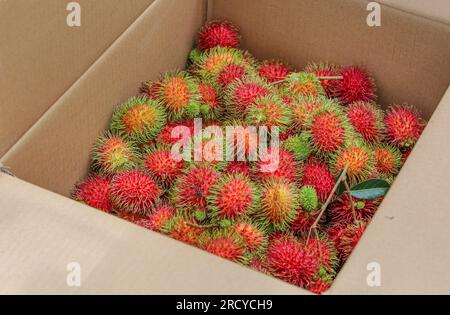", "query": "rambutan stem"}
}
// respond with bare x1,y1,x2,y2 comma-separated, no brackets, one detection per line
344,179,358,224
317,76,343,80
314,228,323,264
307,164,349,243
